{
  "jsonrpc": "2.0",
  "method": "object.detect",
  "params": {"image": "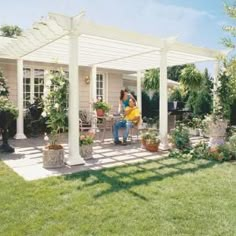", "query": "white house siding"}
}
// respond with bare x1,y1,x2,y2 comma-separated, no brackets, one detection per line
79,68,90,111
107,72,123,113
0,59,17,105
0,59,124,113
